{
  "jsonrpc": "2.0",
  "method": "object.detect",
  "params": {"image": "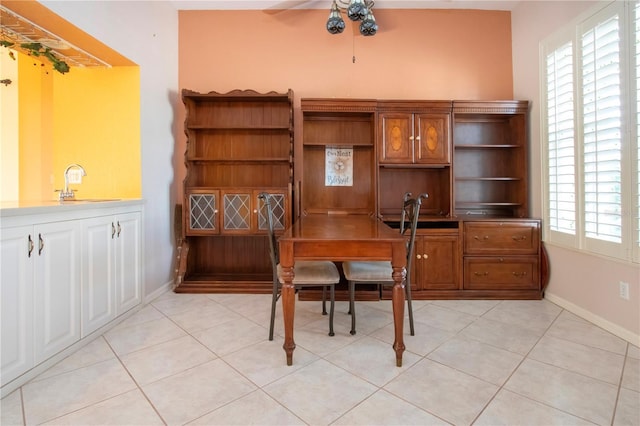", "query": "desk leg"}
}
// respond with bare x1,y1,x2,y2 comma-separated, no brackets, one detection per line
280,265,296,366
392,265,406,367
